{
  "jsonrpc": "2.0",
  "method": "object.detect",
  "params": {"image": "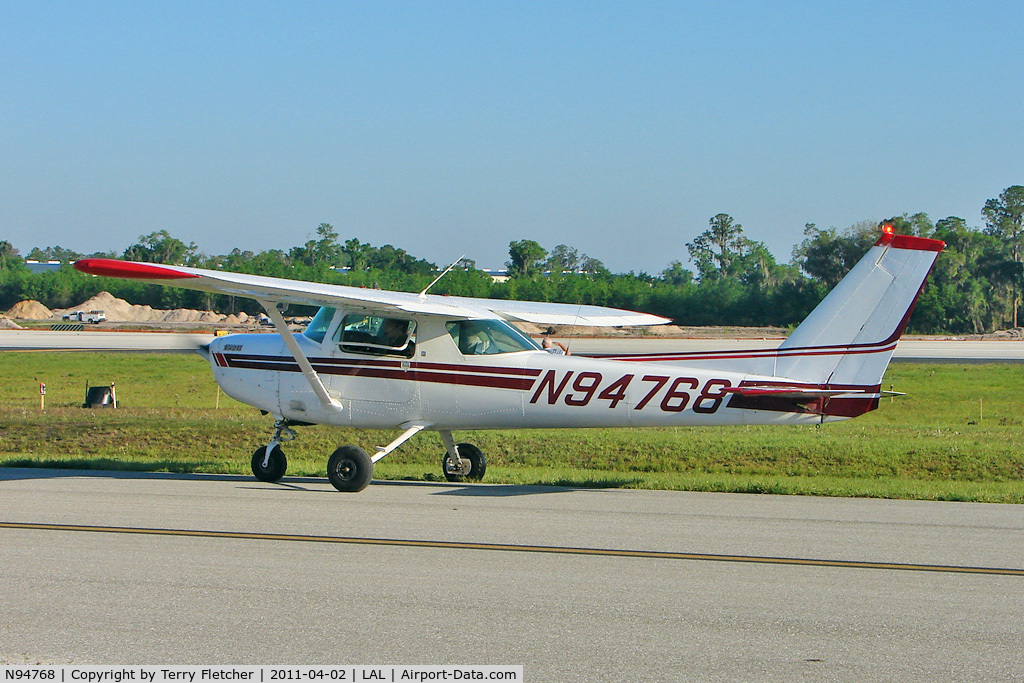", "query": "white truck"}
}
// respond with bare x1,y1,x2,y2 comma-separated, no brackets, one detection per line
62,310,107,324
